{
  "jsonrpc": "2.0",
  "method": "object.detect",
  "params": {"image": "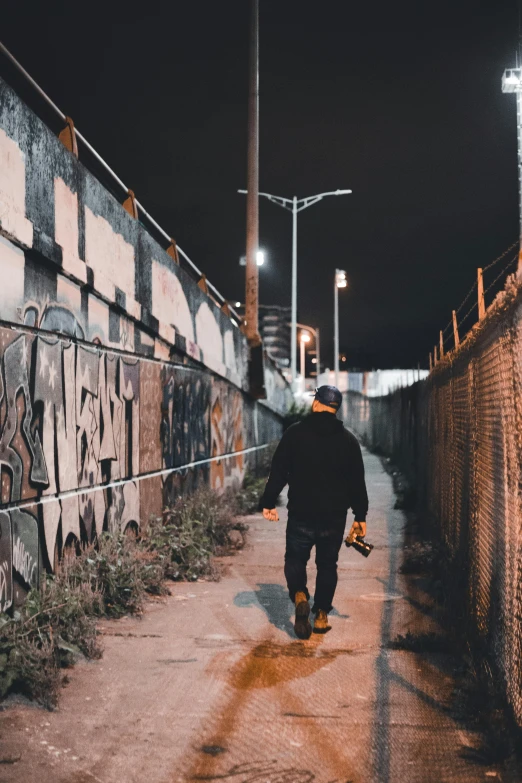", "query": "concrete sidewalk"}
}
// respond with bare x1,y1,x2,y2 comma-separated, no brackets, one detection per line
0,449,516,782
